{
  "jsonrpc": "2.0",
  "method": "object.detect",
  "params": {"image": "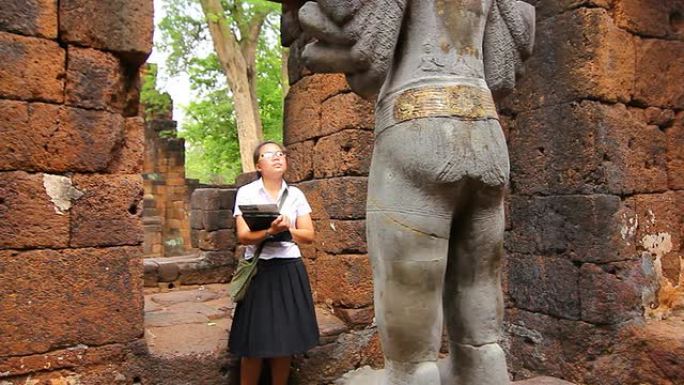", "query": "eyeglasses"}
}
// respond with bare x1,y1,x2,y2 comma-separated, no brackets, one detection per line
259,151,286,160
